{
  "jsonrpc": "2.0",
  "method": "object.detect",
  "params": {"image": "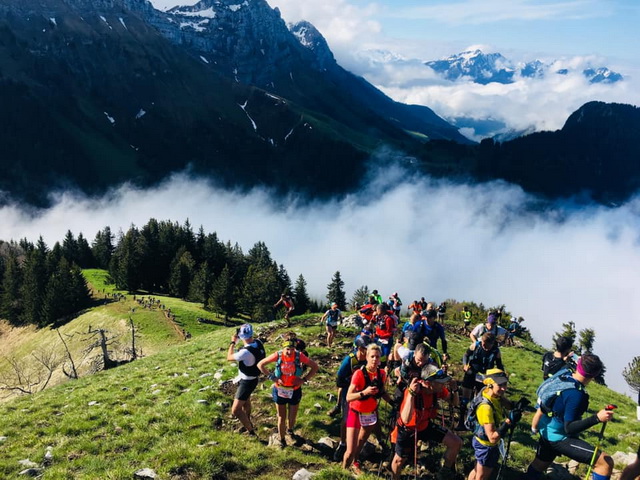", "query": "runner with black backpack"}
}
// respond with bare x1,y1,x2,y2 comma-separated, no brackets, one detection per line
541,336,576,380
226,323,265,437
328,335,371,461
342,343,393,475
456,332,504,430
